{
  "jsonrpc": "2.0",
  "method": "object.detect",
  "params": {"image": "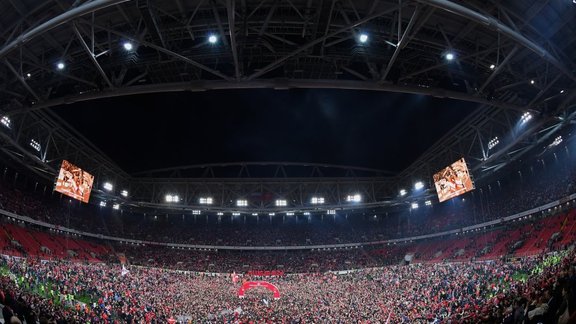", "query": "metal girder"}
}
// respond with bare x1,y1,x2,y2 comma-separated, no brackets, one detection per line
379,6,420,83
0,0,132,61
4,60,40,101
246,5,401,80
71,24,114,88
478,45,519,93
416,0,576,82
6,79,528,117
226,0,241,79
